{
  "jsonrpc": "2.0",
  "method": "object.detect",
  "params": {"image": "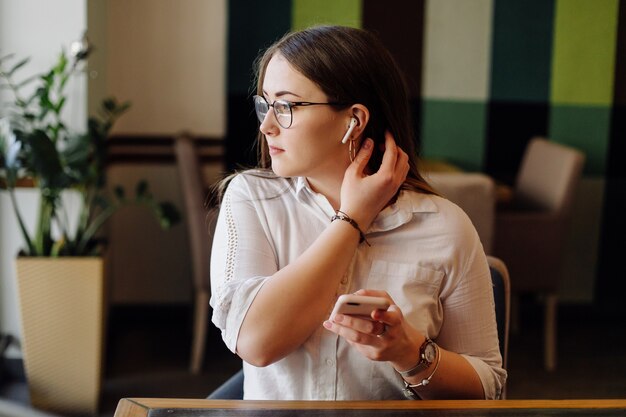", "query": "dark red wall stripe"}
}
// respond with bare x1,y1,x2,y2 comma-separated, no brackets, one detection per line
362,0,425,99
596,0,626,311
